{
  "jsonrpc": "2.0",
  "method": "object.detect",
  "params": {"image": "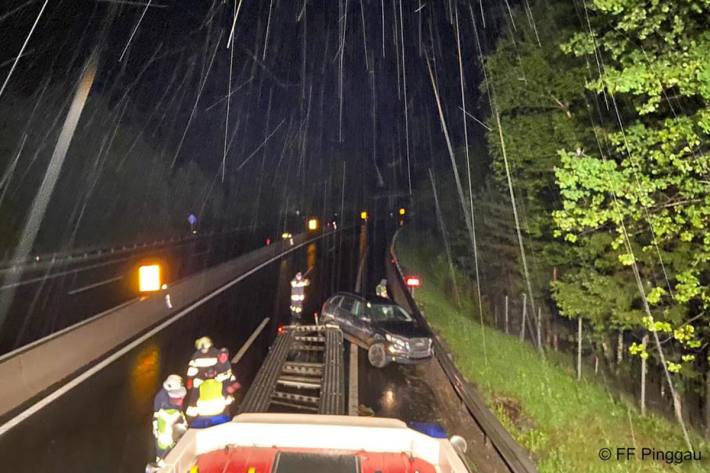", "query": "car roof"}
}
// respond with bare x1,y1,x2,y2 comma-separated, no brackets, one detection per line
331,292,399,305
